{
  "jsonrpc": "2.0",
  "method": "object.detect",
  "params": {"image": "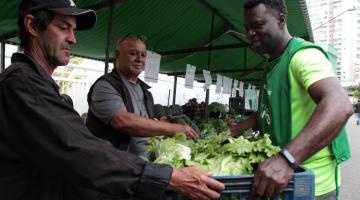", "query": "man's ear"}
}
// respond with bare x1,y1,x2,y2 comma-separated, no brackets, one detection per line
23,14,39,37
279,13,287,29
